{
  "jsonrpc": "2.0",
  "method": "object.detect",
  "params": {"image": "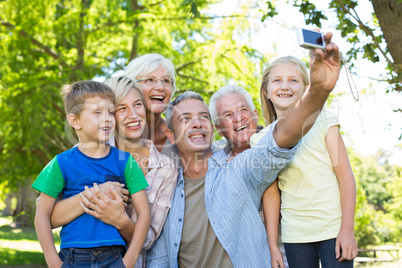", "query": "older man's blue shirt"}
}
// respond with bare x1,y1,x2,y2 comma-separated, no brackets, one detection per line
147,122,299,267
